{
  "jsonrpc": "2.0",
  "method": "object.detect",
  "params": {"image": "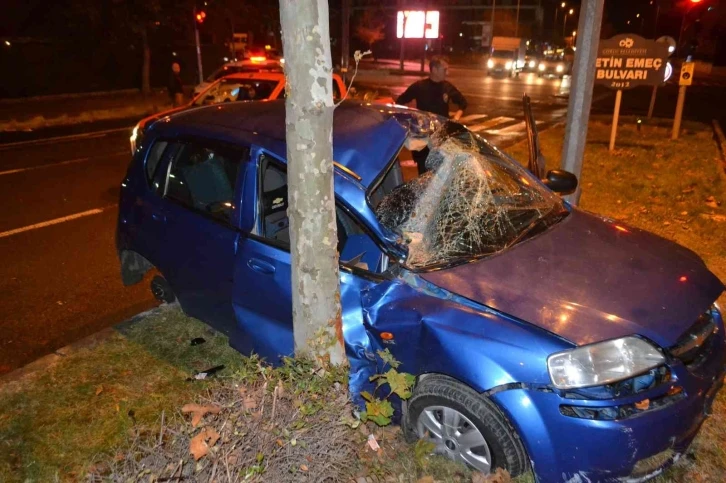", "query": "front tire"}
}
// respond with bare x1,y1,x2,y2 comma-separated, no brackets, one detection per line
404,375,528,477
